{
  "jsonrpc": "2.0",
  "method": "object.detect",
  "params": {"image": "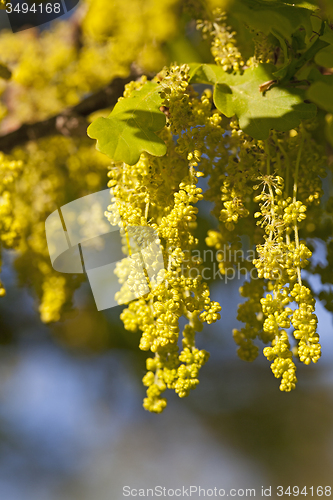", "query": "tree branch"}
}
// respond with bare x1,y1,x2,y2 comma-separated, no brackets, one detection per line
0,72,140,153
